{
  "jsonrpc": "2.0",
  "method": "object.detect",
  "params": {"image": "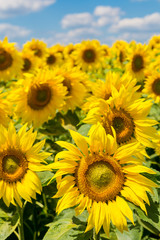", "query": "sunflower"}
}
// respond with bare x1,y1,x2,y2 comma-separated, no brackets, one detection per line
49,124,157,236
0,91,10,127
20,50,39,75
0,122,50,207
143,72,160,103
148,35,160,50
9,70,67,127
40,46,64,70
111,41,129,69
153,131,160,156
101,44,110,58
82,72,139,112
126,43,149,81
63,43,76,59
73,40,105,71
54,67,89,112
23,39,48,60
84,85,158,147
53,44,65,55
0,37,23,81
